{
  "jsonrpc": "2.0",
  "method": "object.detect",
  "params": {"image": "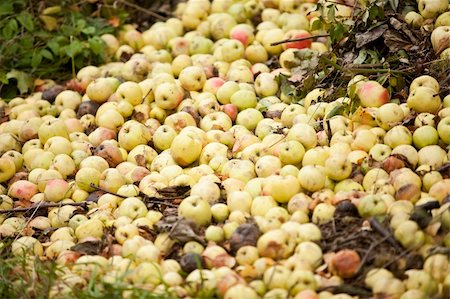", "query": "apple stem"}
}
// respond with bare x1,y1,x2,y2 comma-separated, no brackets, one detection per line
270,34,330,46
